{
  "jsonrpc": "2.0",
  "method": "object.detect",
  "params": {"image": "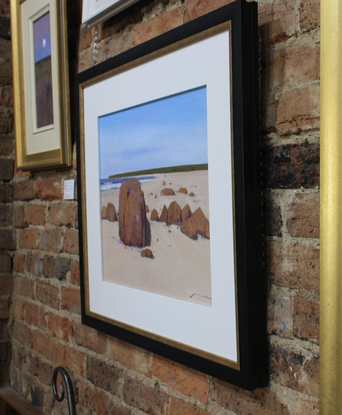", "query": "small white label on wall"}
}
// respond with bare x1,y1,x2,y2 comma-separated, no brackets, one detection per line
64,179,75,200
